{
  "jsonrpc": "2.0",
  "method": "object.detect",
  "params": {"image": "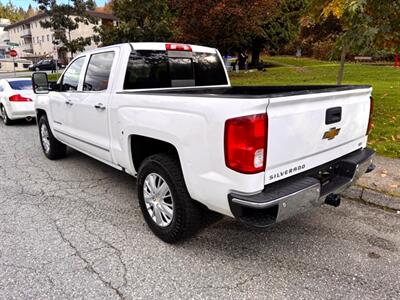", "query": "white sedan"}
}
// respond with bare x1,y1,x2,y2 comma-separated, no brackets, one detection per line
0,78,35,125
